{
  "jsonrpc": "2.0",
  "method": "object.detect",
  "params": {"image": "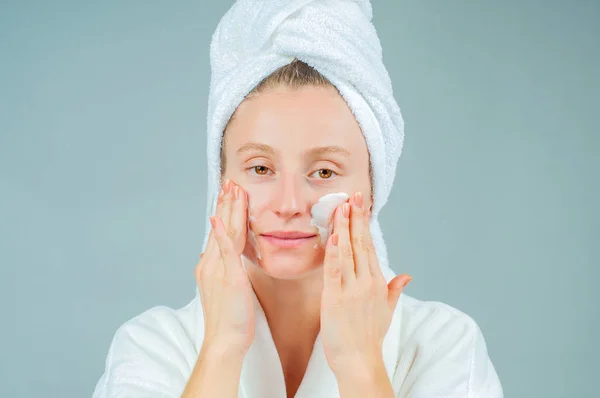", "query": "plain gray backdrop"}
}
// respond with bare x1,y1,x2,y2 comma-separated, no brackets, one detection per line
1,1,598,397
